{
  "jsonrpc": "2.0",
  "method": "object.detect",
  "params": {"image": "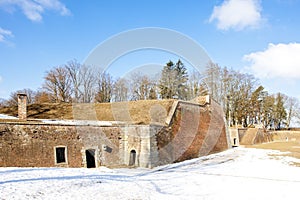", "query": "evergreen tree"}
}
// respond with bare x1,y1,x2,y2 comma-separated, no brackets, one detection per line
159,61,175,99
149,87,158,100
274,93,287,129
159,60,189,100
174,59,189,100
